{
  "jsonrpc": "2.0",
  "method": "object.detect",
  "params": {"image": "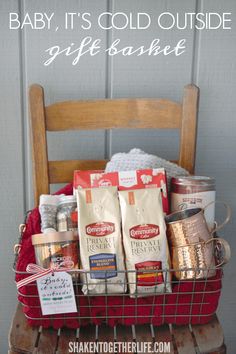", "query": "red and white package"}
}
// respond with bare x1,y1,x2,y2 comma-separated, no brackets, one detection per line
74,168,169,214
73,170,102,191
